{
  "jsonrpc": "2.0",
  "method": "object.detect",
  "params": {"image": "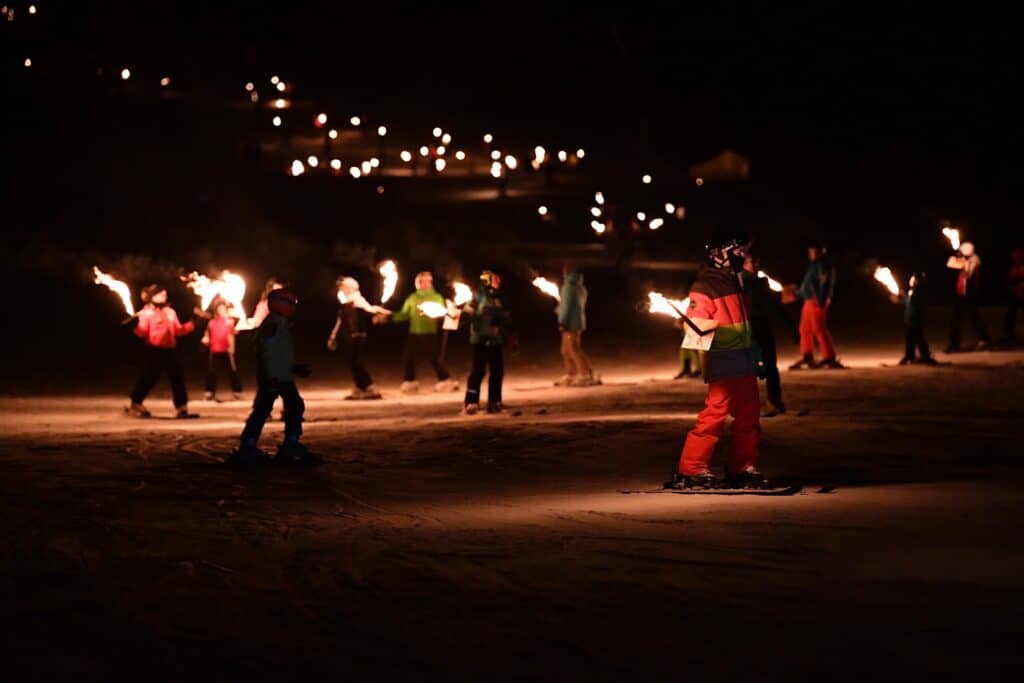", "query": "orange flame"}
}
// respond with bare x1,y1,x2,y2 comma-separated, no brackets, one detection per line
757,270,784,293
942,227,961,251
647,292,690,319
873,266,900,297
379,260,398,304
182,270,248,318
417,301,448,319
452,281,473,306
532,276,561,301
93,266,135,316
